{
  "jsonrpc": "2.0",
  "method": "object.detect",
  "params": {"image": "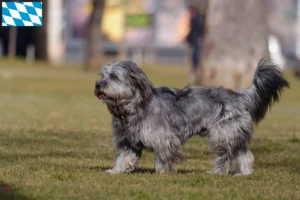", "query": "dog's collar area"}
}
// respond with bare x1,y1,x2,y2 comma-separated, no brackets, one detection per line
110,100,143,127
120,115,129,127
113,106,130,127
113,114,129,127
